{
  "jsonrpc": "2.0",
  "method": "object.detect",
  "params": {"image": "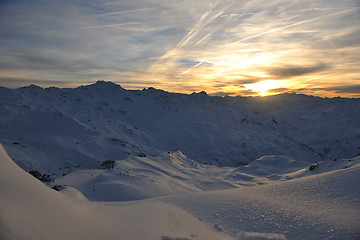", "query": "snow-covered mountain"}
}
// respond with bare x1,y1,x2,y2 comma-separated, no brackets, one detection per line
0,81,359,240
1,80,359,171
